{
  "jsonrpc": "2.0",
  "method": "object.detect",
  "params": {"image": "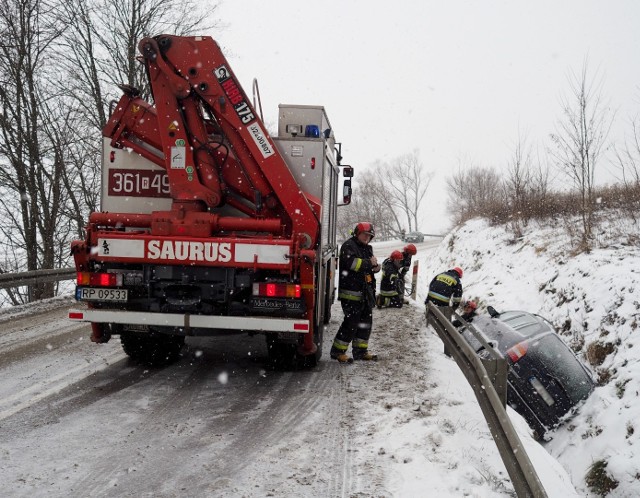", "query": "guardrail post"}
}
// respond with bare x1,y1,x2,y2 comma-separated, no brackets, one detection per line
481,358,508,407
410,261,419,301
